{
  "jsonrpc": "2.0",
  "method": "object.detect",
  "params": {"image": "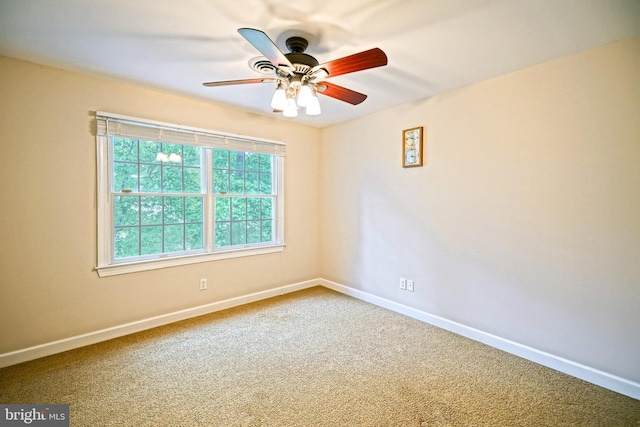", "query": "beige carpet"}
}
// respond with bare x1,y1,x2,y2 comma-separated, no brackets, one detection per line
1,286,638,426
